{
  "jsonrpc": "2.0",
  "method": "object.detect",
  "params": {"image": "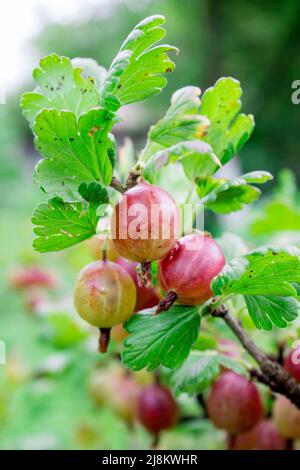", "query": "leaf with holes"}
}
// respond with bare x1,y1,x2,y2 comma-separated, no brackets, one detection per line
200,77,255,165
20,54,100,124
212,245,300,297
212,246,300,330
121,305,200,371
101,15,178,111
32,182,109,252
33,108,115,201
